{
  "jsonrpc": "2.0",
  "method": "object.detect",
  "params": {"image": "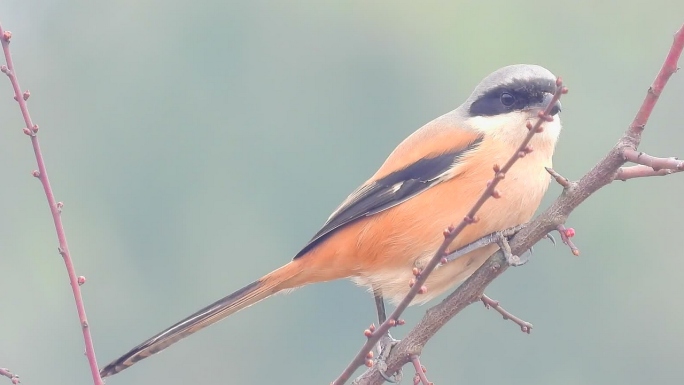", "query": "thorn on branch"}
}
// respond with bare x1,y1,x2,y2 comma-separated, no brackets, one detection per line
481,294,533,333
545,167,571,188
